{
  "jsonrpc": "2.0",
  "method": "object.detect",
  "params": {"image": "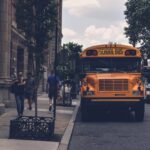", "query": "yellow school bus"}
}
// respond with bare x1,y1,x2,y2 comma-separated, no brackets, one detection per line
80,44,144,121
